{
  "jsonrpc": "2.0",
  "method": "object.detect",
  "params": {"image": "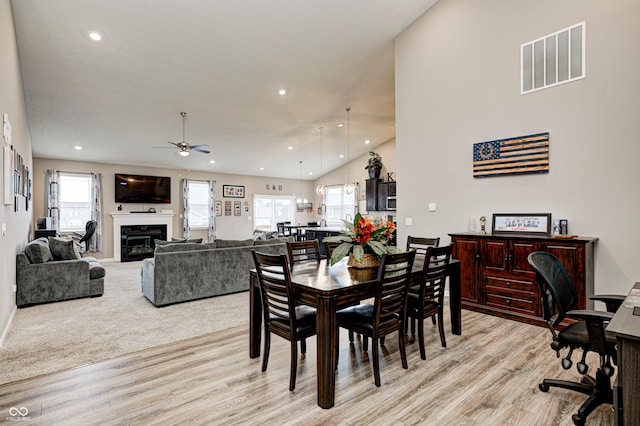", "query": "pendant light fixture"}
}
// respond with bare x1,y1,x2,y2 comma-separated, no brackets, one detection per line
344,107,355,195
316,126,326,196
296,160,308,204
